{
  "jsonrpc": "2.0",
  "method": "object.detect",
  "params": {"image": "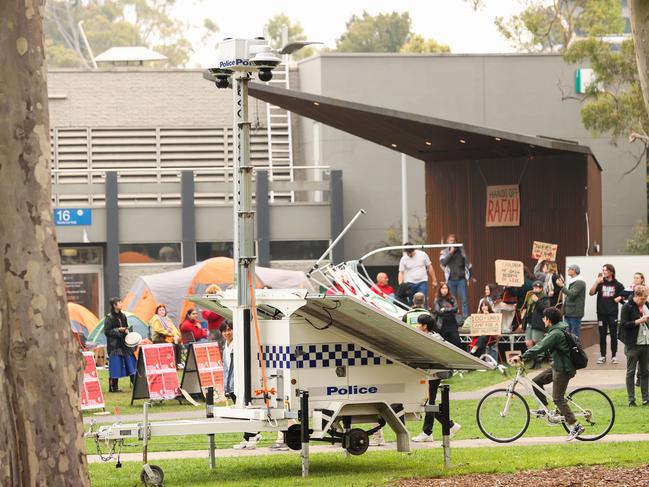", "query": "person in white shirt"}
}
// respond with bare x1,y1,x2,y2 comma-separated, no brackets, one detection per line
398,242,438,305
